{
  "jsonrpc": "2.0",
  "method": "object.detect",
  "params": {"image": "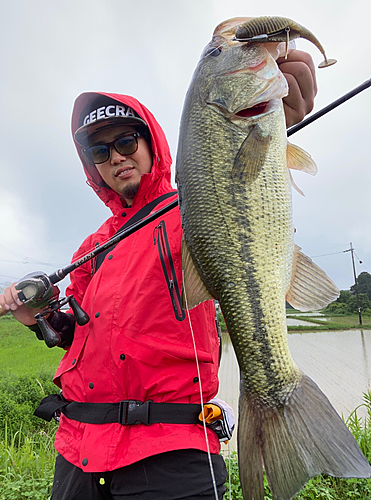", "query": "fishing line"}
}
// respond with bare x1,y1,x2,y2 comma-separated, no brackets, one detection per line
182,271,219,500
227,441,232,500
